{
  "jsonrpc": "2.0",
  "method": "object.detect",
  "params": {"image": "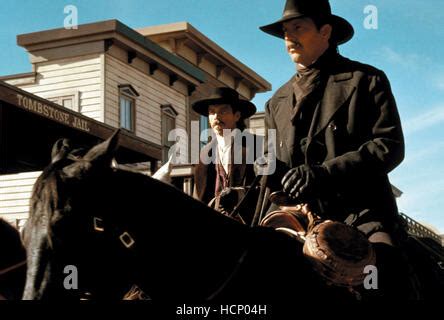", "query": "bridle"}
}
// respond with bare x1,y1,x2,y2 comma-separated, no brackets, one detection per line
92,216,136,250
91,213,249,301
53,159,250,301
60,215,140,300
0,259,26,300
